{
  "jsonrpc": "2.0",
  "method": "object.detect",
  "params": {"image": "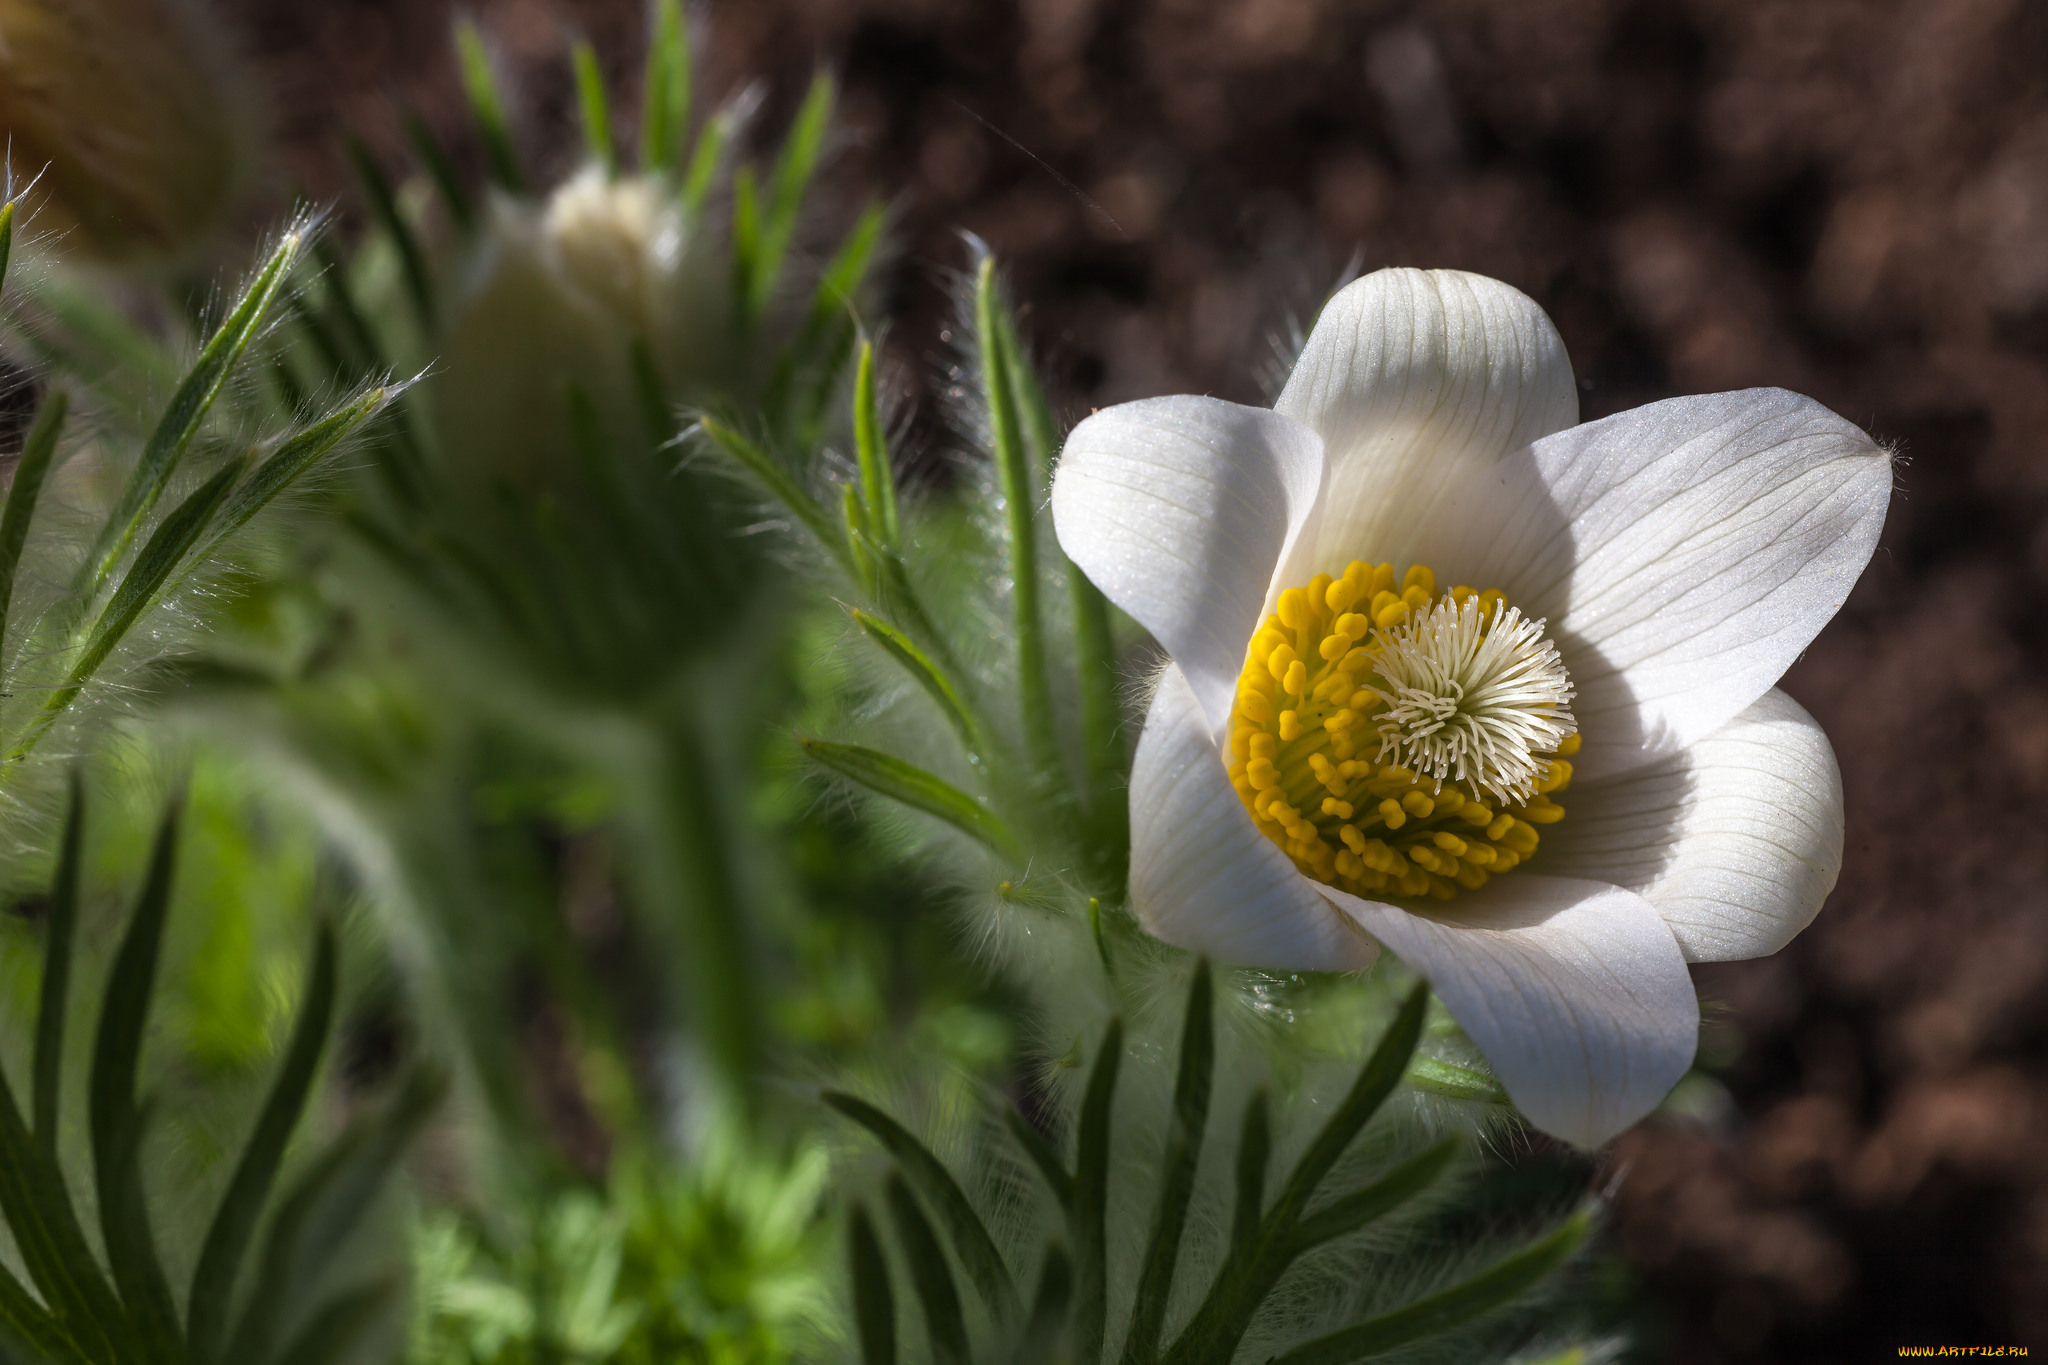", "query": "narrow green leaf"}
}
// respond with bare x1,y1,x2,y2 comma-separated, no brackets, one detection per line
0,1068,123,1359
1123,959,1214,1365
976,256,1058,774
1012,1244,1072,1365
750,72,834,312
1406,1056,1508,1104
841,483,877,594
82,228,301,595
853,341,899,549
456,21,525,193
1267,1211,1591,1365
0,1267,86,1365
769,201,884,444
1001,1104,1071,1209
16,456,247,761
0,387,61,659
640,0,691,174
264,1277,398,1365
823,1092,1017,1320
188,922,339,1363
682,111,730,219
0,199,16,294
89,802,183,1355
884,1174,968,1365
1230,1090,1269,1253
571,40,618,176
800,739,1019,858
848,1202,896,1365
346,137,434,330
31,772,83,1156
851,610,980,756
1071,1018,1122,1365
1087,897,1112,976
197,386,392,562
694,417,848,571
1272,982,1430,1221
1290,1136,1458,1250
404,108,473,231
